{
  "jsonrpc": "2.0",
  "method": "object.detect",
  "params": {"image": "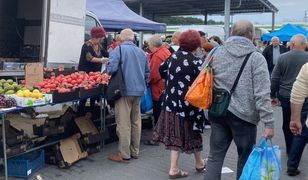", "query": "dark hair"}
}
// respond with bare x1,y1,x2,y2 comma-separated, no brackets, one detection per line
198,31,206,37
179,30,201,52
91,27,106,38
209,36,223,45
